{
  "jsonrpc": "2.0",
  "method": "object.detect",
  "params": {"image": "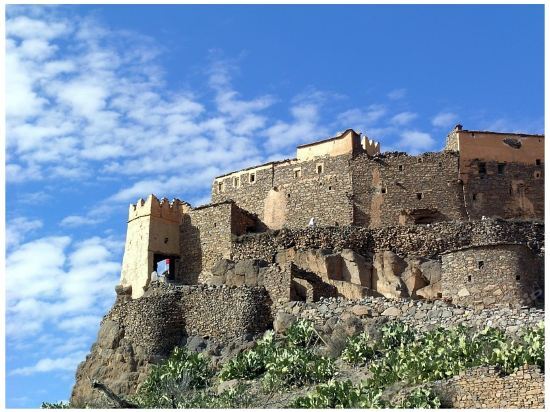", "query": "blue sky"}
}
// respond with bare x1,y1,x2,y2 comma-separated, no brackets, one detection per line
5,4,544,408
